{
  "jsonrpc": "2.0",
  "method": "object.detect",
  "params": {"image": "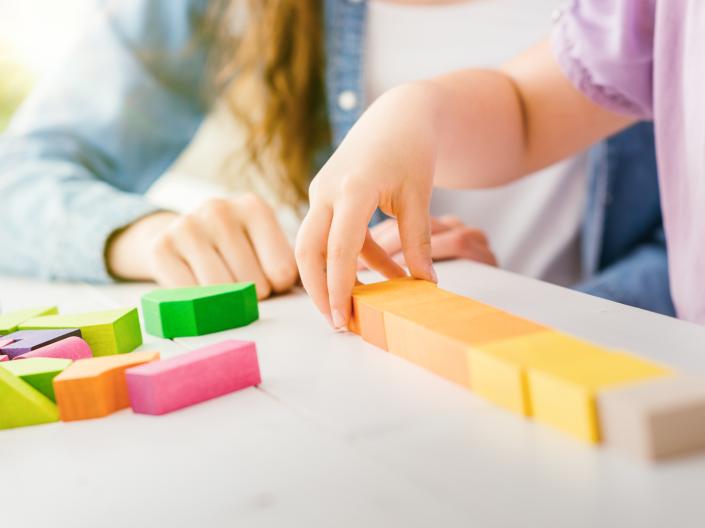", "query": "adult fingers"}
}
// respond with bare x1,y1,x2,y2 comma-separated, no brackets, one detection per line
215,226,273,299
431,227,498,266
372,215,459,258
149,236,198,287
358,230,407,278
170,216,235,285
231,194,298,293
